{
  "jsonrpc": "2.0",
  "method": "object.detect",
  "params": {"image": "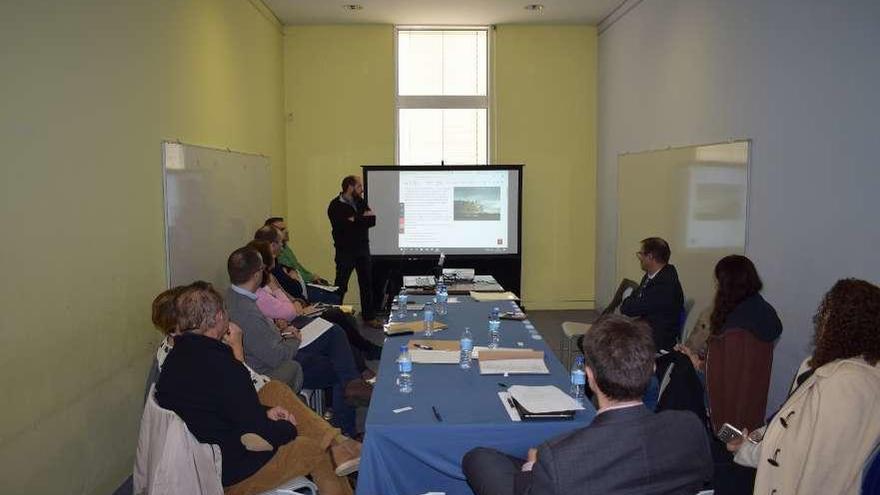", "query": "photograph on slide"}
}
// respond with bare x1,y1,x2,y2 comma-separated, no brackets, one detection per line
453,186,501,221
